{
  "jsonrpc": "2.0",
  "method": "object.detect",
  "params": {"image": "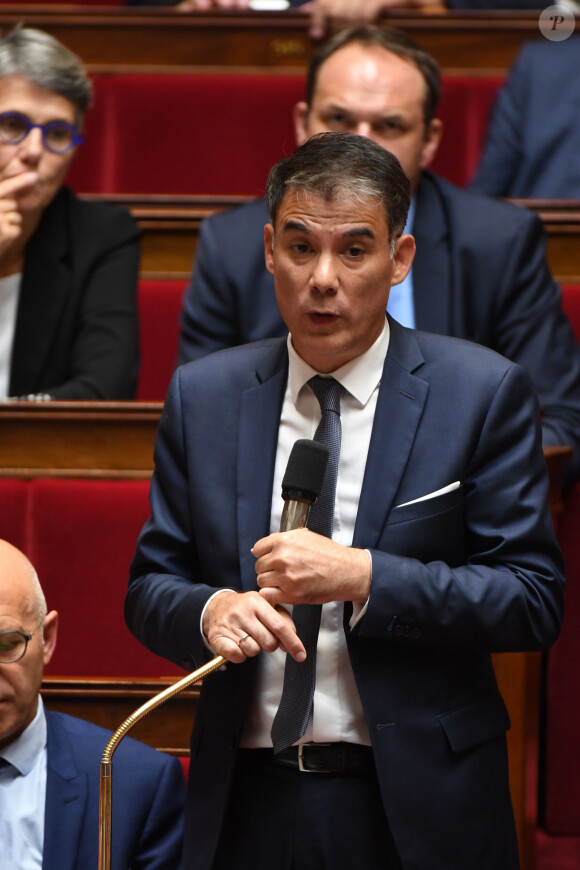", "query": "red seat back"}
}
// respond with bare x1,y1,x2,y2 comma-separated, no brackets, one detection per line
66,73,504,195
137,279,187,401
0,478,181,678
561,284,580,344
